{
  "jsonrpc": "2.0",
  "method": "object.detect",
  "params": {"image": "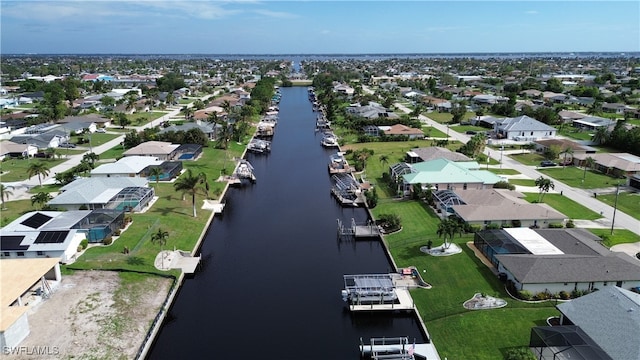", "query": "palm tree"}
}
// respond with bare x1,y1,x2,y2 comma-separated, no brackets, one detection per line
437,217,463,250
27,162,51,188
0,184,14,209
149,166,163,188
31,191,52,210
591,126,609,145
535,176,555,203
582,156,596,185
173,169,209,217
82,152,99,167
150,228,170,269
379,154,389,168
561,147,574,168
